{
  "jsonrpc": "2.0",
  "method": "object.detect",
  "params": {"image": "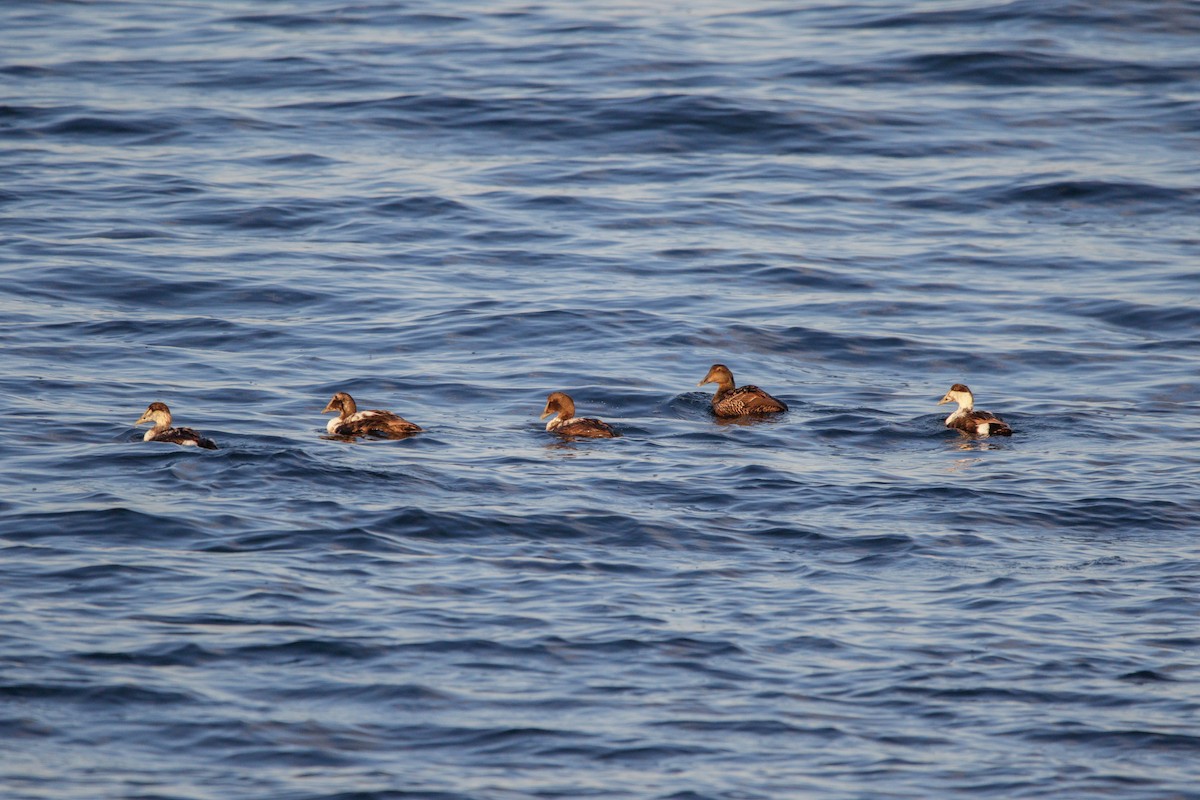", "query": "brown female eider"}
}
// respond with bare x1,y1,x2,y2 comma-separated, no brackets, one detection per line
540,392,619,438
937,384,1013,436
135,402,217,450
697,364,787,417
322,391,421,438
